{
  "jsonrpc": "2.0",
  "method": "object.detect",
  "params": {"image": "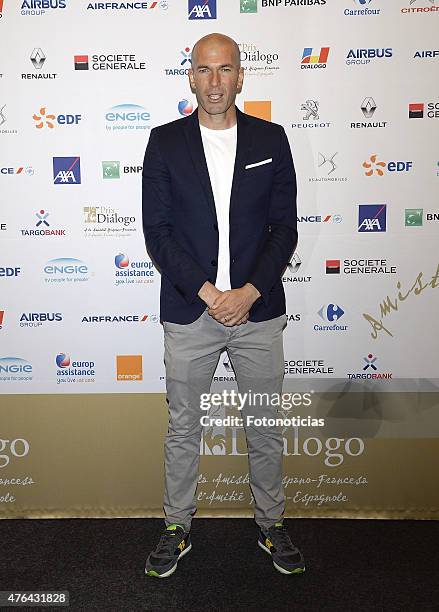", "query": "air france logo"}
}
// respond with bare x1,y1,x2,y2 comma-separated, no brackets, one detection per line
53,156,81,184
358,204,387,232
188,0,216,19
